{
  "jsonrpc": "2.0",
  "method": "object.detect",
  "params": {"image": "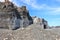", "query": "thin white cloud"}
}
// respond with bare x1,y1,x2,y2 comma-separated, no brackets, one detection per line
0,0,19,6
20,0,60,15
0,0,4,2
0,0,12,2
0,0,60,15
20,0,47,9
46,7,60,15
